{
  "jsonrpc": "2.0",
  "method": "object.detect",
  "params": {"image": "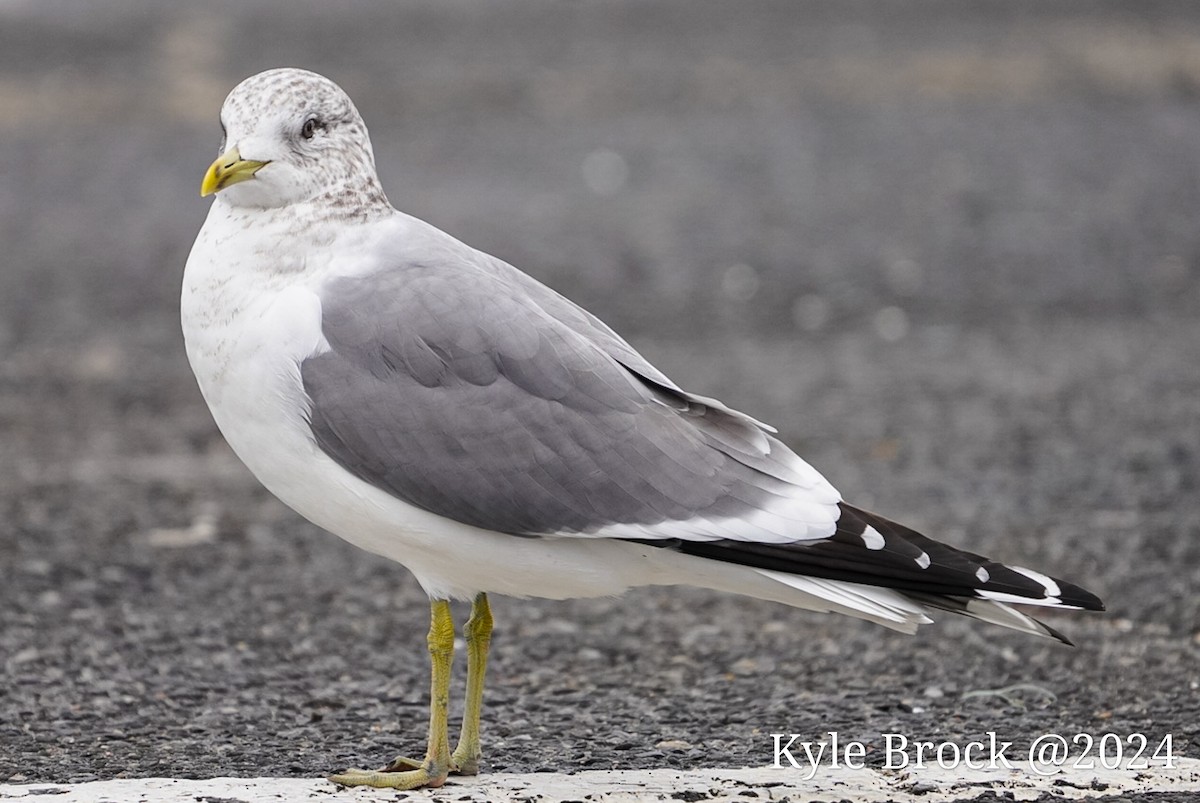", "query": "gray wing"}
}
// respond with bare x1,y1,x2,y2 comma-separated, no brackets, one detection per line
301,257,839,541
476,253,777,434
